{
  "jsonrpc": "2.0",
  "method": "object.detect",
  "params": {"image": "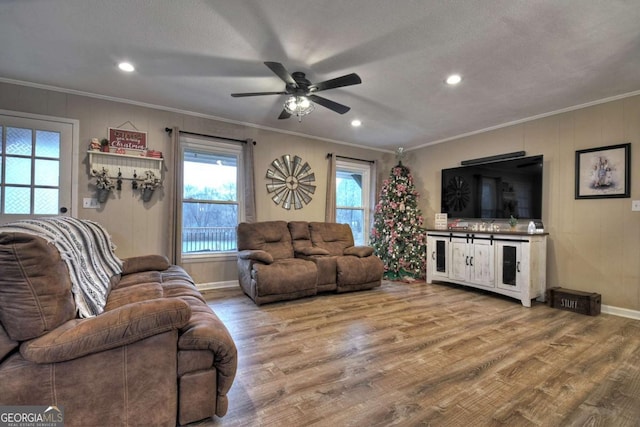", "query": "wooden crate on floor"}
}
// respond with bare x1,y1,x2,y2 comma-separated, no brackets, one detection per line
546,287,601,316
